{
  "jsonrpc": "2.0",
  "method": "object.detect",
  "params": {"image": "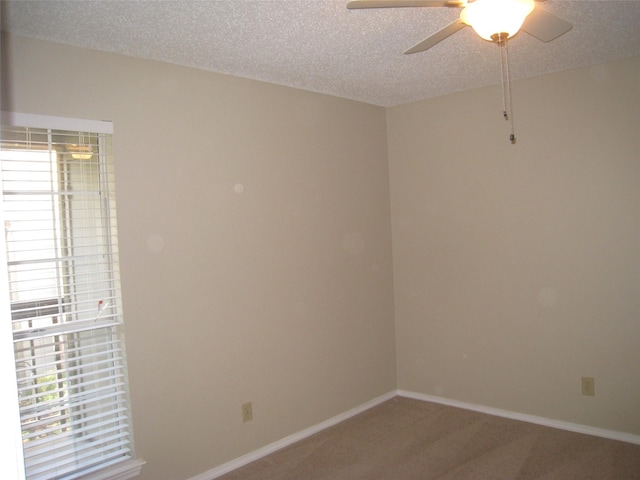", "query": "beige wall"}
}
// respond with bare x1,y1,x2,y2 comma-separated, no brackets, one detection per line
388,56,640,434
2,35,397,480
3,31,640,480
